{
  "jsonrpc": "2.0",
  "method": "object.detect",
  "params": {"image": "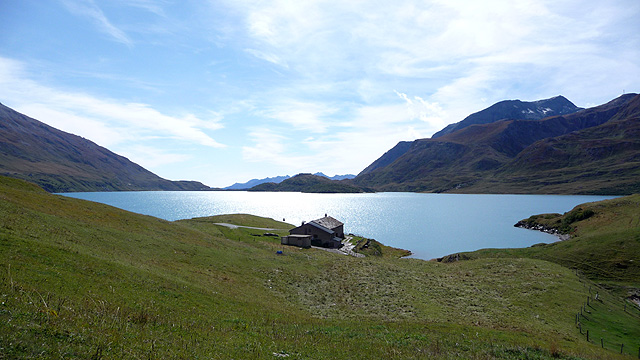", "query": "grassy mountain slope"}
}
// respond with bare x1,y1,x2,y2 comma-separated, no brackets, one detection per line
358,141,414,176
462,194,640,286
354,94,639,194
358,96,582,179
1,175,636,358
249,173,369,193
0,103,209,192
453,194,640,353
488,97,640,194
